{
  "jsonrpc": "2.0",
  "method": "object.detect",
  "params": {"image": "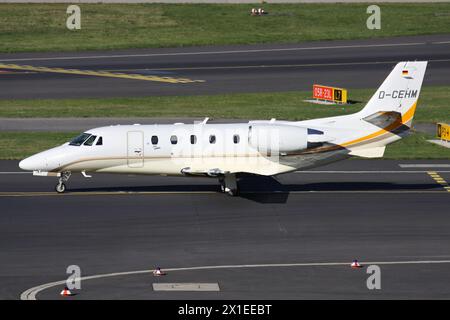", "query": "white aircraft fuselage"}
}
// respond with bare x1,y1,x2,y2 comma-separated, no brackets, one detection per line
19,61,428,195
